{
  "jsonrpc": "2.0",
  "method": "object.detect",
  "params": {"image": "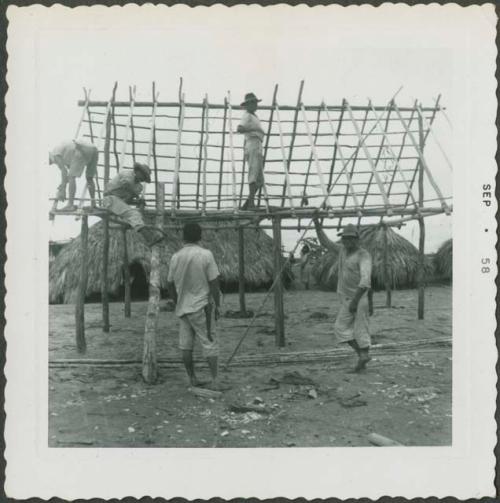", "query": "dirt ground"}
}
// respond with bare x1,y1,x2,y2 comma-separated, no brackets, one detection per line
49,285,452,447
